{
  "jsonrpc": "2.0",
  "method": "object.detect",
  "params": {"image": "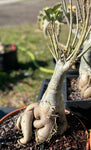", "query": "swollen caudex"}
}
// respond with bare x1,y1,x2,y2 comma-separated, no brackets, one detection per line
78,72,91,98
34,101,57,143
16,102,57,144
16,109,34,145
